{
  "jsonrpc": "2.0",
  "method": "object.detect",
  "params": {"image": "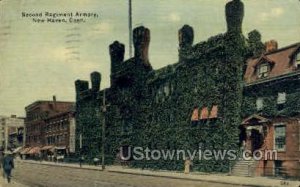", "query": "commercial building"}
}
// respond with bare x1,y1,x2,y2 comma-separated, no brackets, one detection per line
23,96,75,158
0,115,24,151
